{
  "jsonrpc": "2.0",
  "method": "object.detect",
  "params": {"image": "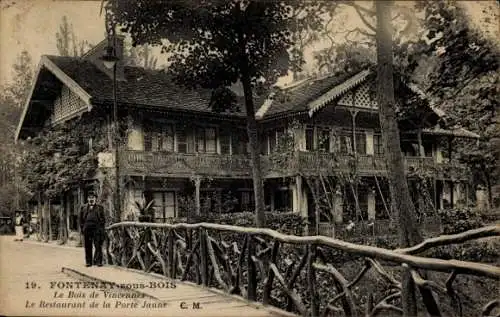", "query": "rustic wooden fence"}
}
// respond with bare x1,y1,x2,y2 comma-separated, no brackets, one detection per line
105,222,500,317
